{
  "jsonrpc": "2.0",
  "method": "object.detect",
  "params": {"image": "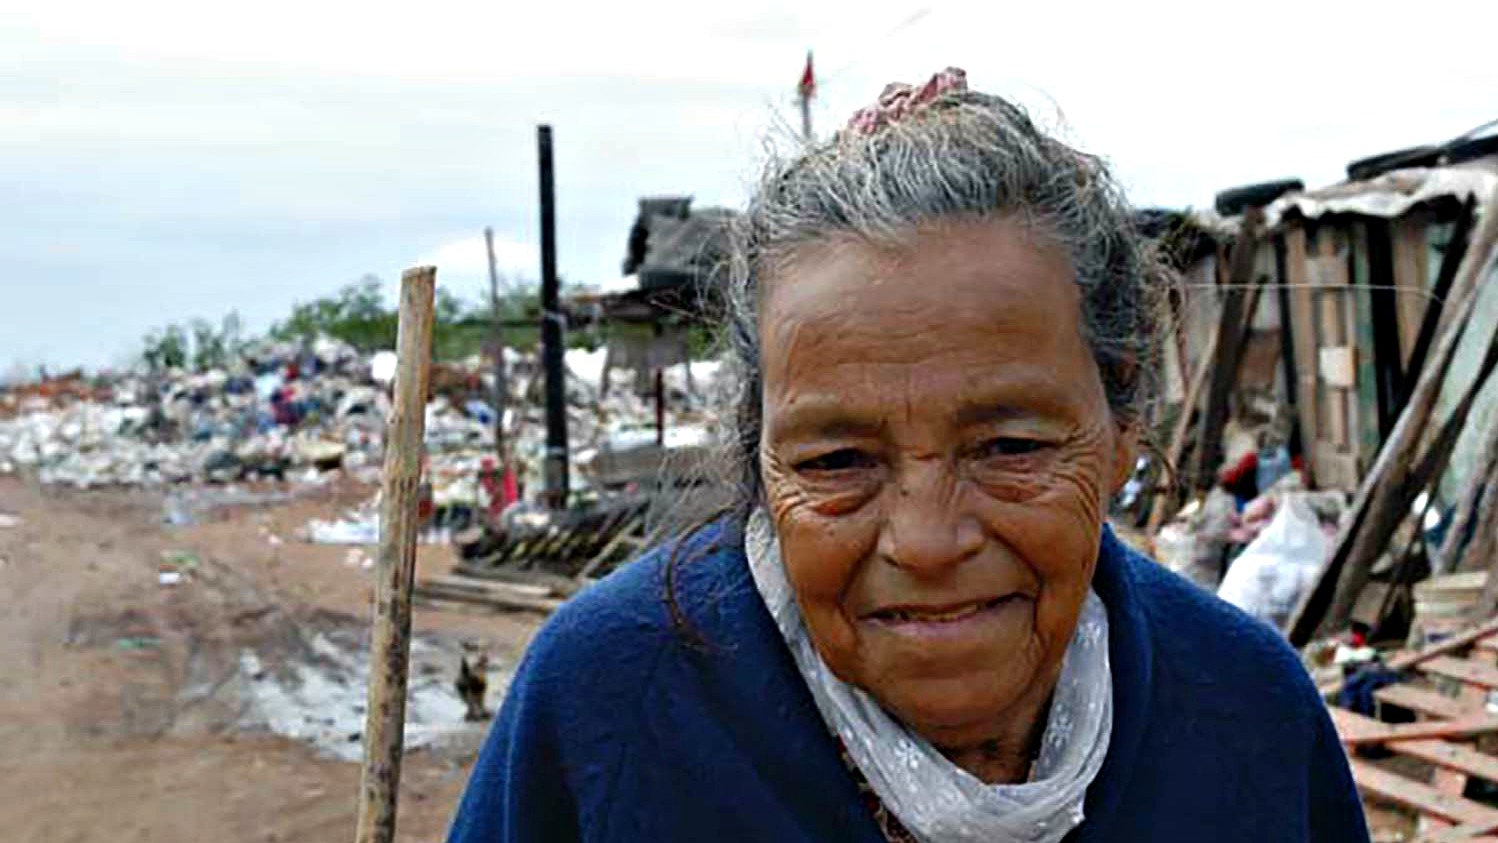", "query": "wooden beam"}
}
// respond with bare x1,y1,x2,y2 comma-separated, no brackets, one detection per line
1284,226,1321,481
1376,685,1477,720
1422,657,1498,691
1330,705,1392,743
1441,419,1498,573
1333,706,1498,747
1191,209,1264,492
1421,822,1498,843
1146,320,1221,533
1350,759,1498,826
